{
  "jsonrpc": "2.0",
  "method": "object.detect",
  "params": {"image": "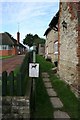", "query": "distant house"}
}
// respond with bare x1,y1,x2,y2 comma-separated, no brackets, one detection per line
38,43,45,56
0,33,14,56
0,32,26,56
44,11,59,64
58,2,80,95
